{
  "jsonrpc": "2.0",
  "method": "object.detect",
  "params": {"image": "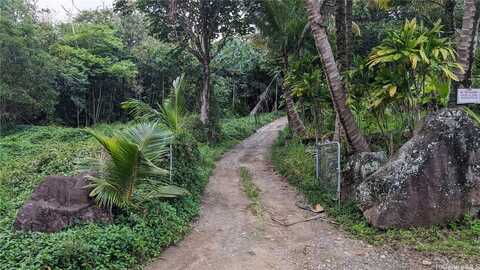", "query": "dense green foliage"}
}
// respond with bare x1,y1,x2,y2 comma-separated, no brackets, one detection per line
361,19,461,130
271,128,480,262
0,113,278,269
115,0,257,130
0,0,271,132
2,0,480,268
53,23,138,126
85,123,188,209
0,0,57,125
